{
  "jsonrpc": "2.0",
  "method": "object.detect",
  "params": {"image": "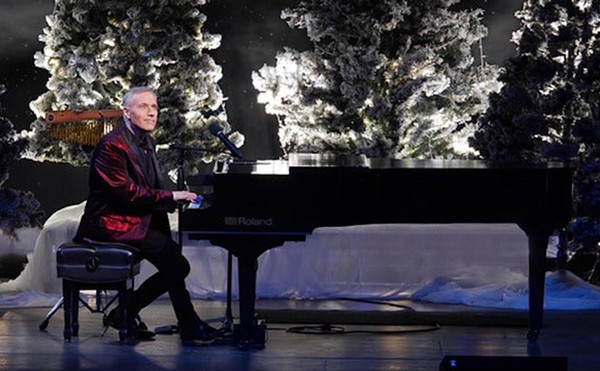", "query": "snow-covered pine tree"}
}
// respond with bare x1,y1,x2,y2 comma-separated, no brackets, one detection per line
252,0,500,158
470,0,600,162
28,0,242,174
471,0,600,248
0,85,44,238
